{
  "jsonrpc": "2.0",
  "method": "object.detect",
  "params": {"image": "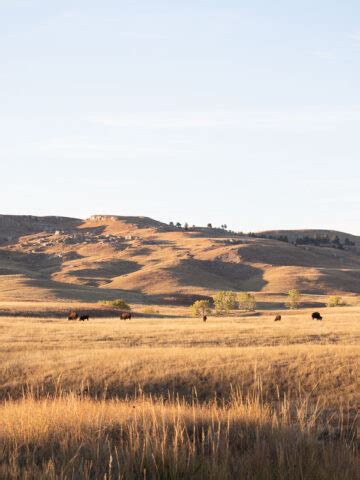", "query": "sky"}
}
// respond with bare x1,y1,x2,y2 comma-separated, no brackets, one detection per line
1,0,360,233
